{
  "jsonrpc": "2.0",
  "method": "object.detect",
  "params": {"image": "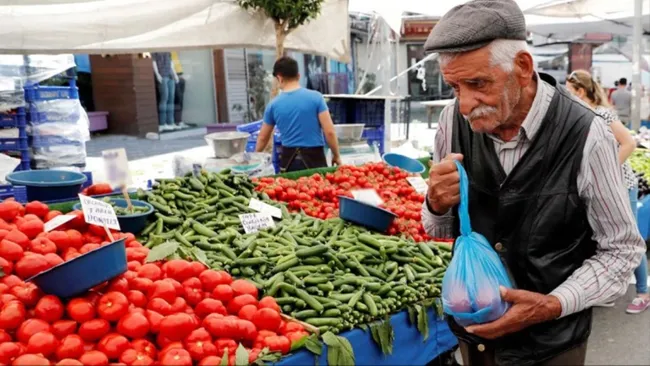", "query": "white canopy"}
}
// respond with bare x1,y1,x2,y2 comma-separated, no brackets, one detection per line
0,0,351,63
